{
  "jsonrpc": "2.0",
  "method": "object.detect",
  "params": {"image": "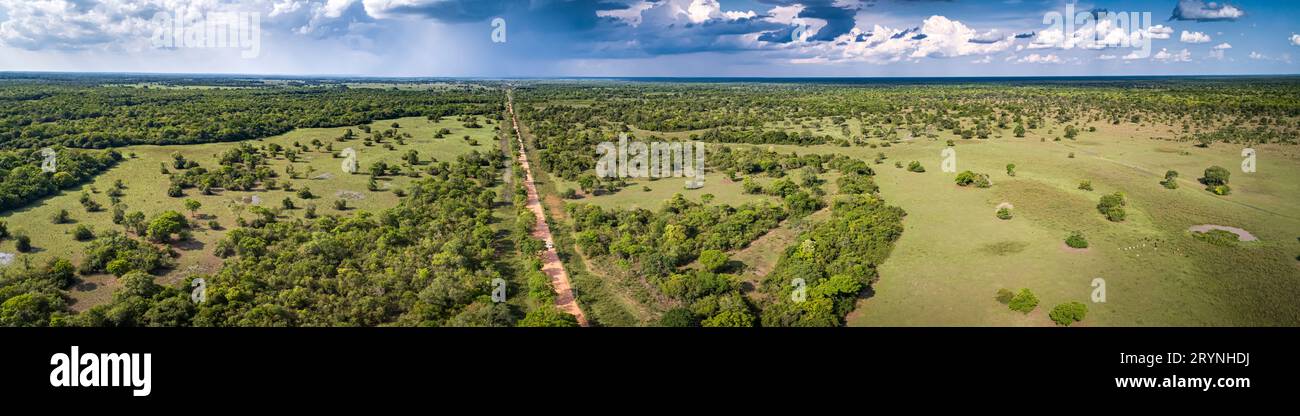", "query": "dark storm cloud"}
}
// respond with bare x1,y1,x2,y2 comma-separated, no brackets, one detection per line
756,0,862,42
1170,0,1245,22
